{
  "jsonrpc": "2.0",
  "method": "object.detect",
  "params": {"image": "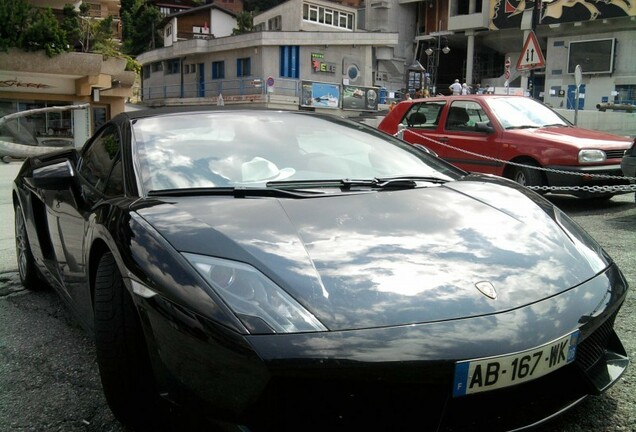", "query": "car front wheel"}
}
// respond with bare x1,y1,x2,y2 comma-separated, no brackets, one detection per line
94,252,166,431
512,163,543,188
